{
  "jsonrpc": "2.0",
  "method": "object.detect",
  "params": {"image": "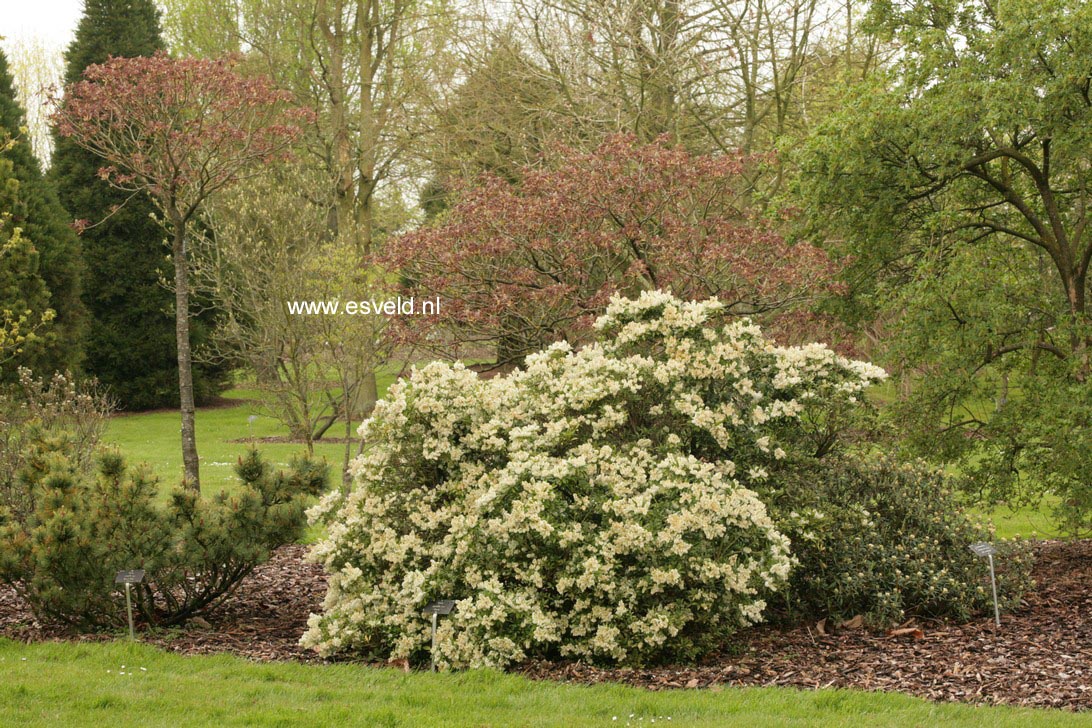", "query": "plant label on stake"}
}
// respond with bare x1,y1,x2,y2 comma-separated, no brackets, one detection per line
115,570,146,640
968,542,1000,628
422,600,456,672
